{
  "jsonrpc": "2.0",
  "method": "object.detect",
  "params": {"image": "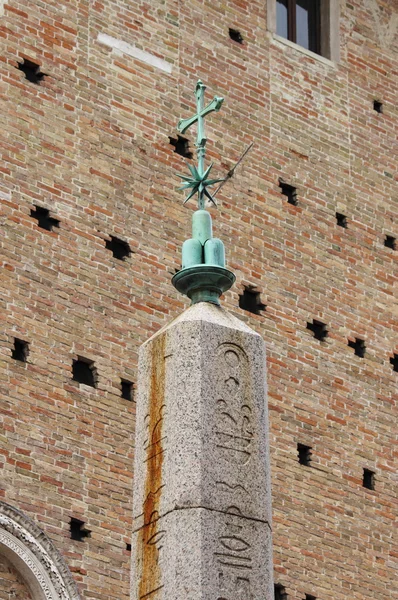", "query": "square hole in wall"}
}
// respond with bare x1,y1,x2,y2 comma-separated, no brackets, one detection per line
297,443,312,466
11,338,29,362
121,379,134,401
390,354,398,372
169,134,193,159
275,584,288,600
363,468,375,490
279,181,298,206
72,357,97,387
106,236,131,260
307,319,328,341
384,235,396,250
239,286,266,315
17,58,47,84
229,28,244,43
30,206,60,231
373,100,383,113
70,518,91,541
336,212,347,228
348,338,366,358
